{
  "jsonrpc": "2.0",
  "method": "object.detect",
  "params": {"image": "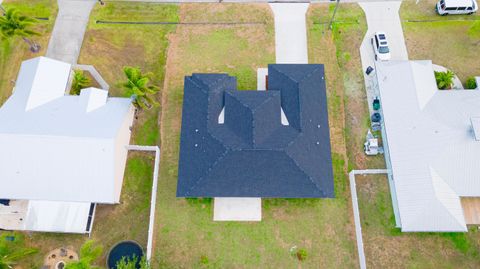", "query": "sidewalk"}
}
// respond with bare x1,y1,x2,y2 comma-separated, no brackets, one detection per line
46,0,96,64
